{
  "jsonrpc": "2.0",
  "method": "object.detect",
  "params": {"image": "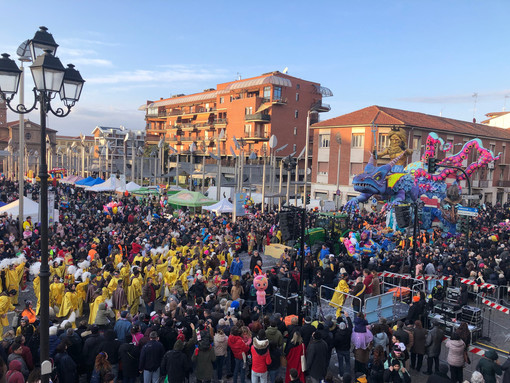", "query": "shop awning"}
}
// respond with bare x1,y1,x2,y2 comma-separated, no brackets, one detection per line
256,103,272,113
